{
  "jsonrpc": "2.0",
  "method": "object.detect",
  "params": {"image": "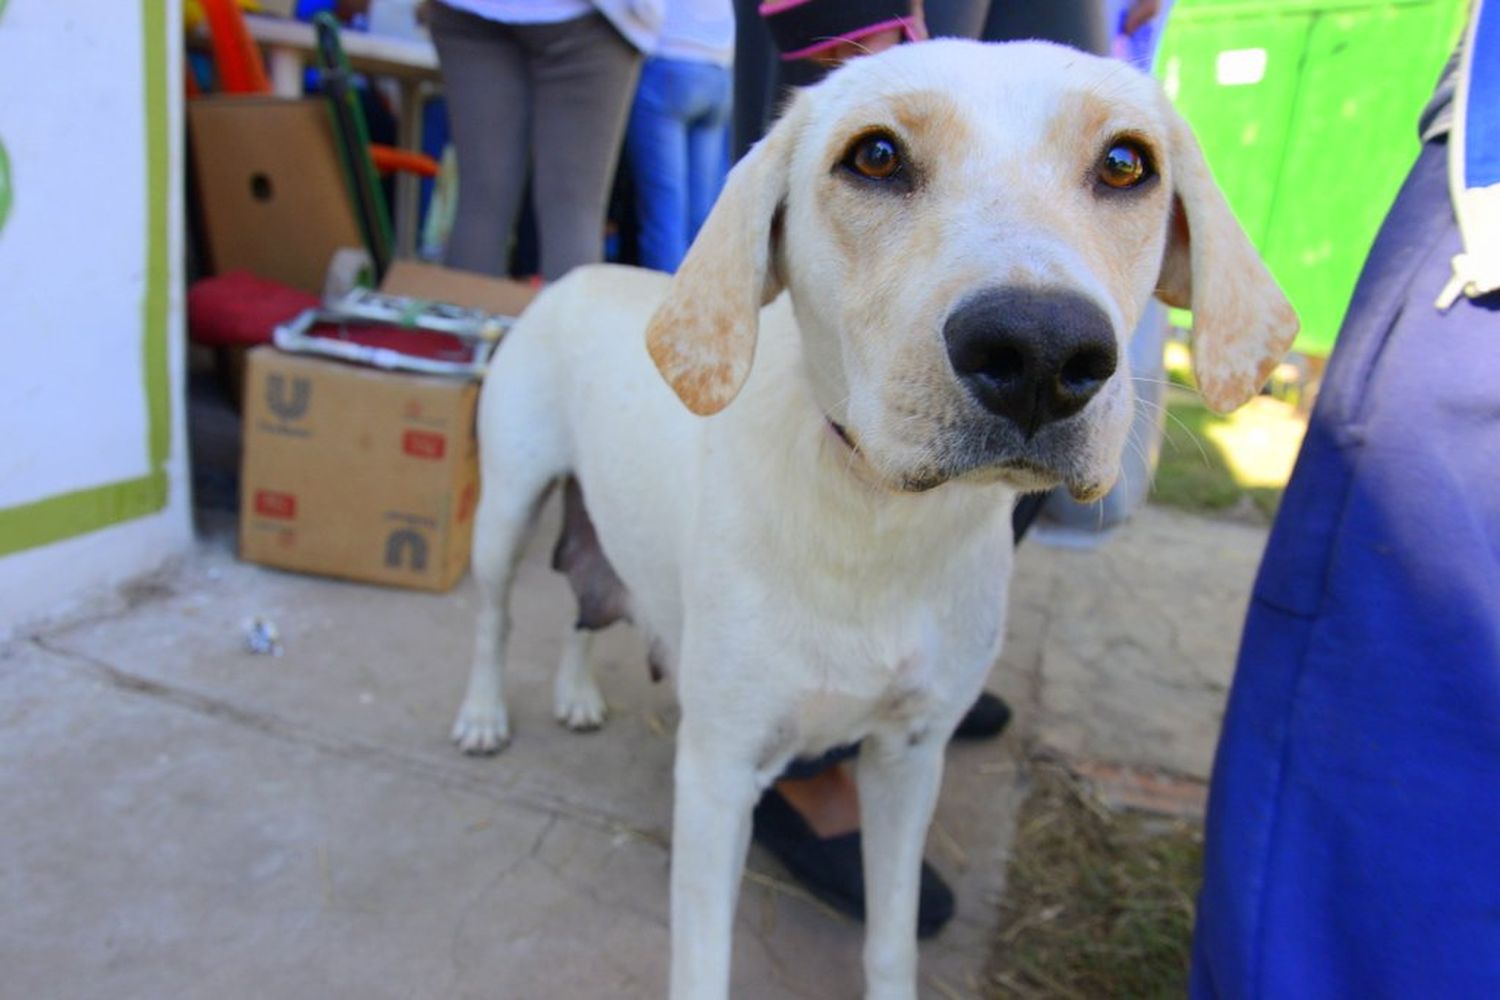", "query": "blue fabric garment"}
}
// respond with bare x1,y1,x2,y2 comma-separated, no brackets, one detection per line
624,56,732,272
1465,0,1500,188
1190,138,1500,998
